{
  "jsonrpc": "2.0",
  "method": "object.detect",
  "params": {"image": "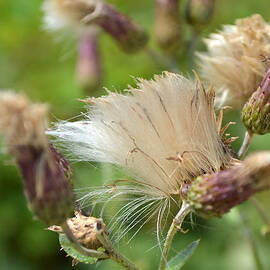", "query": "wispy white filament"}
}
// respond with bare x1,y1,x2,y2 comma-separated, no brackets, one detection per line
50,72,231,197
197,14,270,108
